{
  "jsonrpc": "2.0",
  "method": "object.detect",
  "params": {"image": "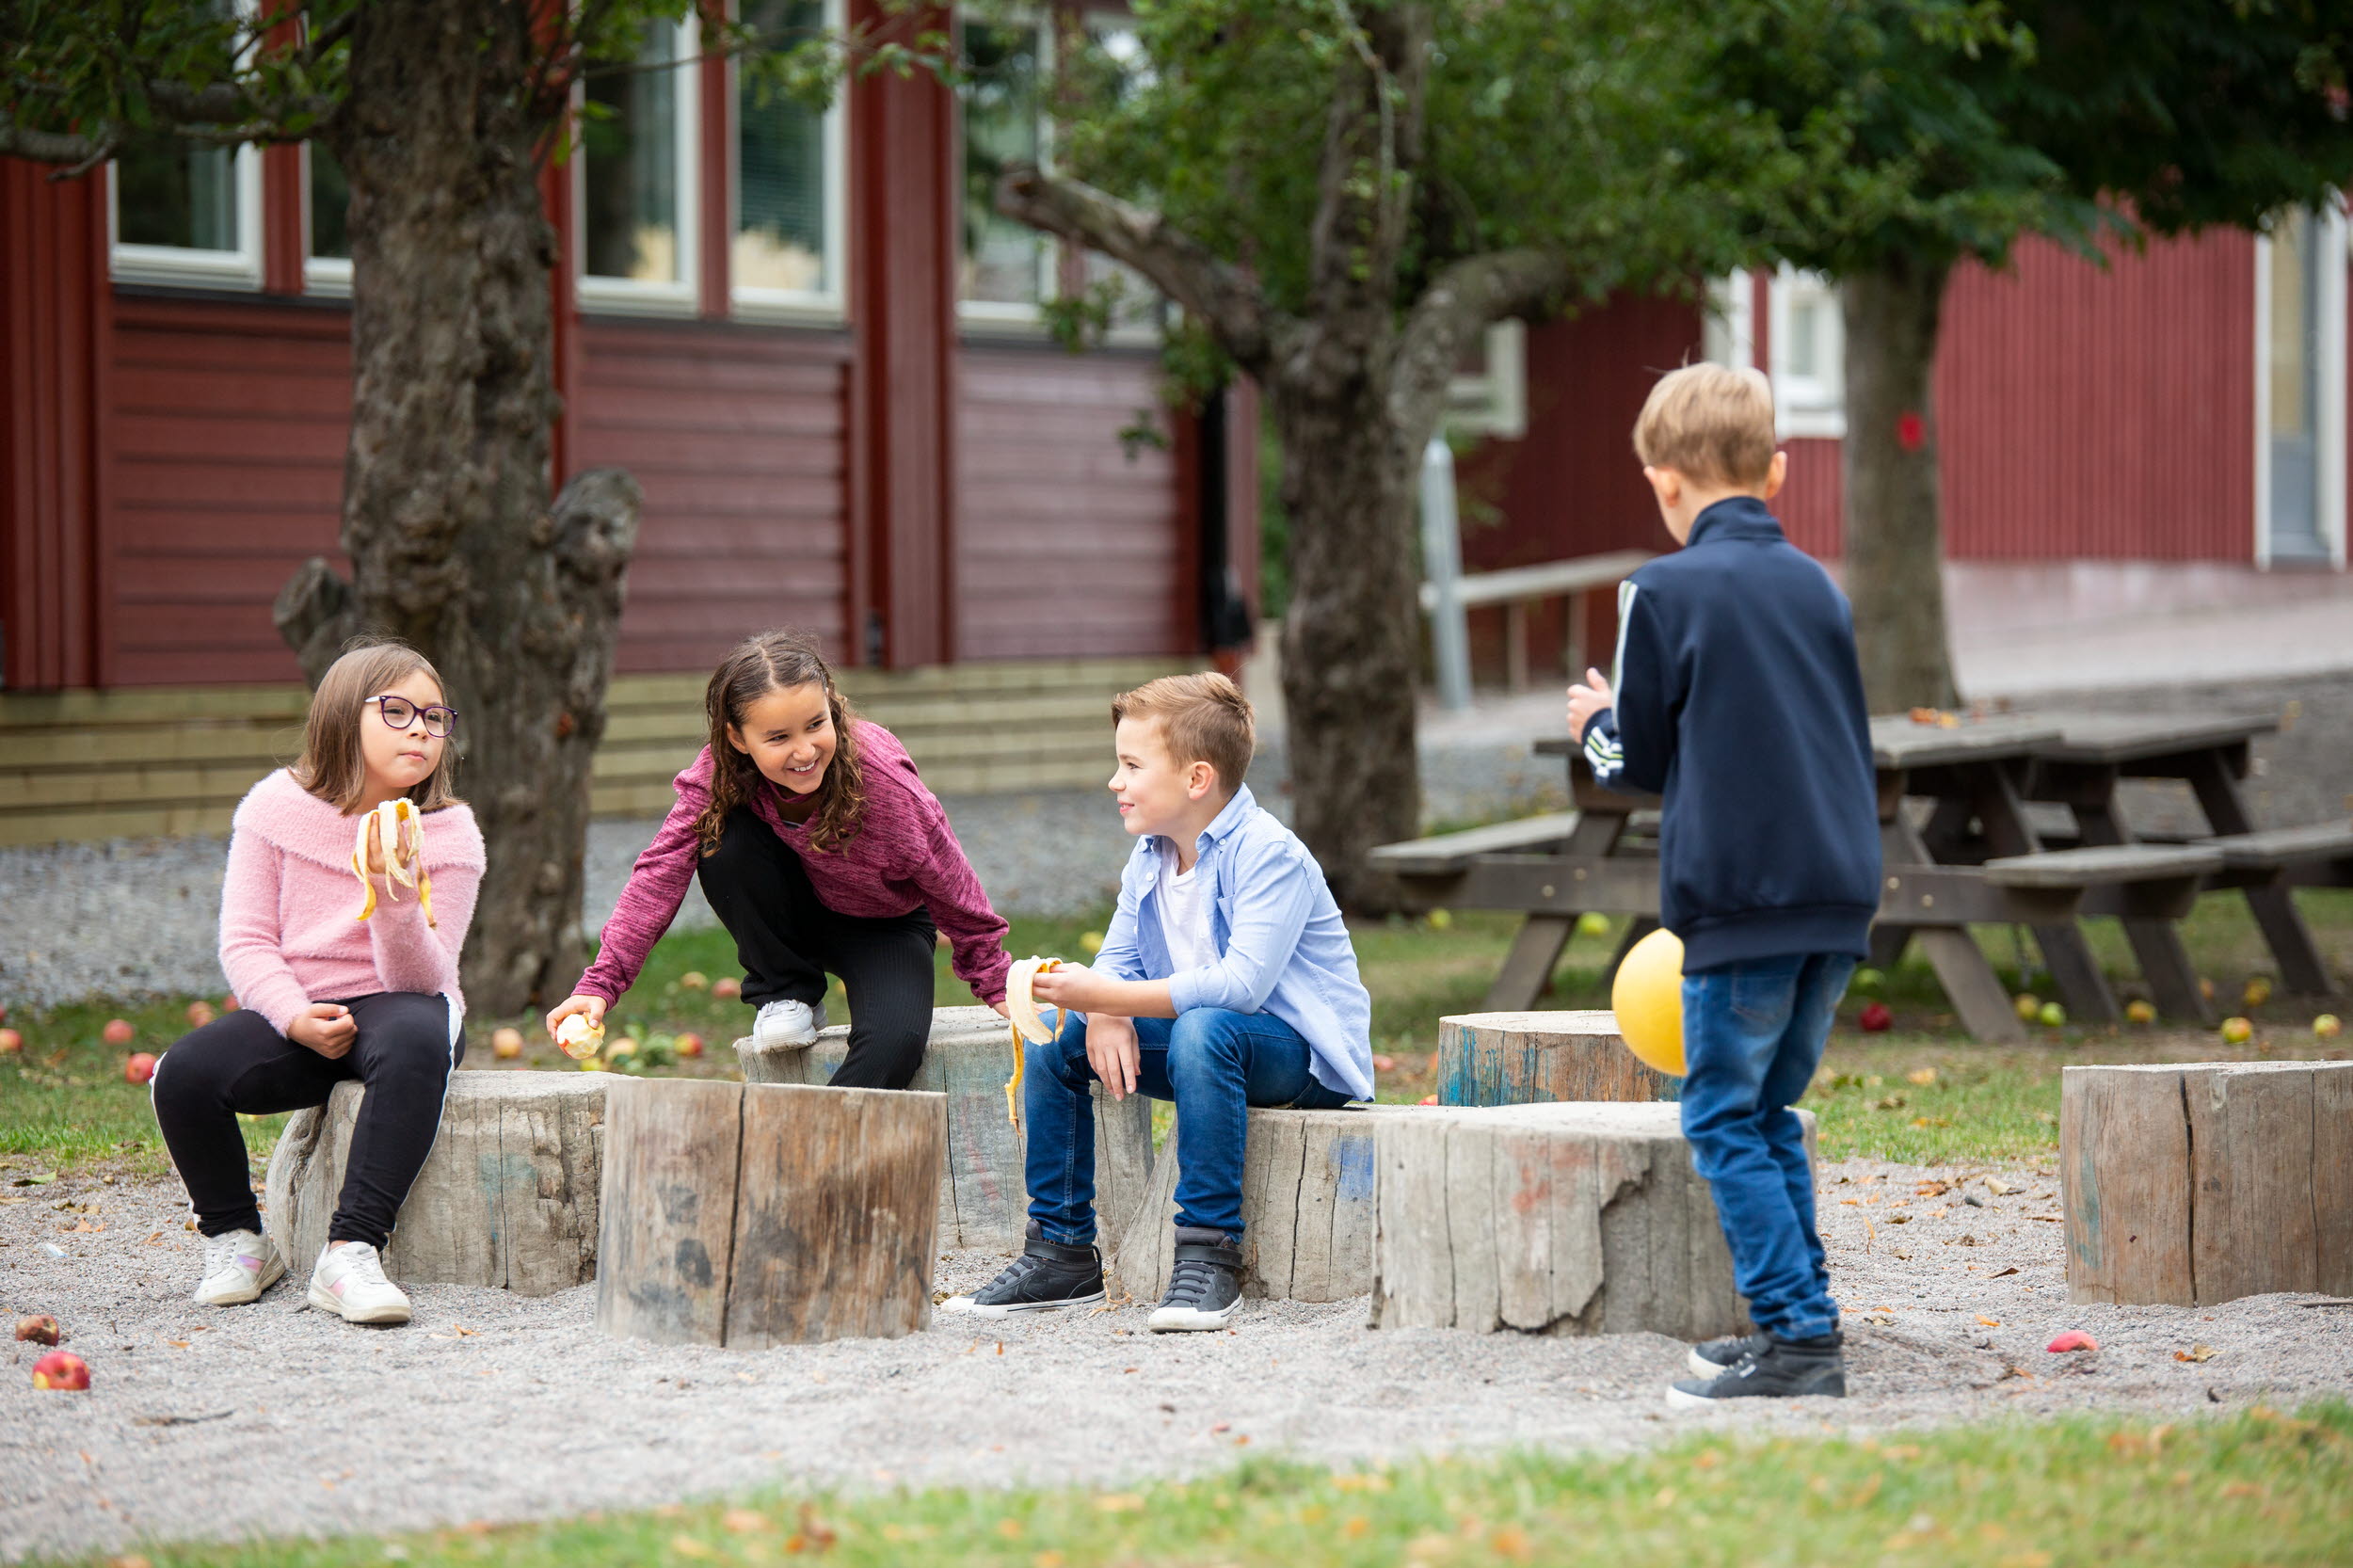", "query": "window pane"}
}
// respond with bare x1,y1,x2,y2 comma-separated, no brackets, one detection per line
960,21,1047,306
736,0,829,295
584,24,683,283
2269,210,2314,440
1785,296,1819,381
116,140,239,250
1073,18,1162,328
309,143,350,260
